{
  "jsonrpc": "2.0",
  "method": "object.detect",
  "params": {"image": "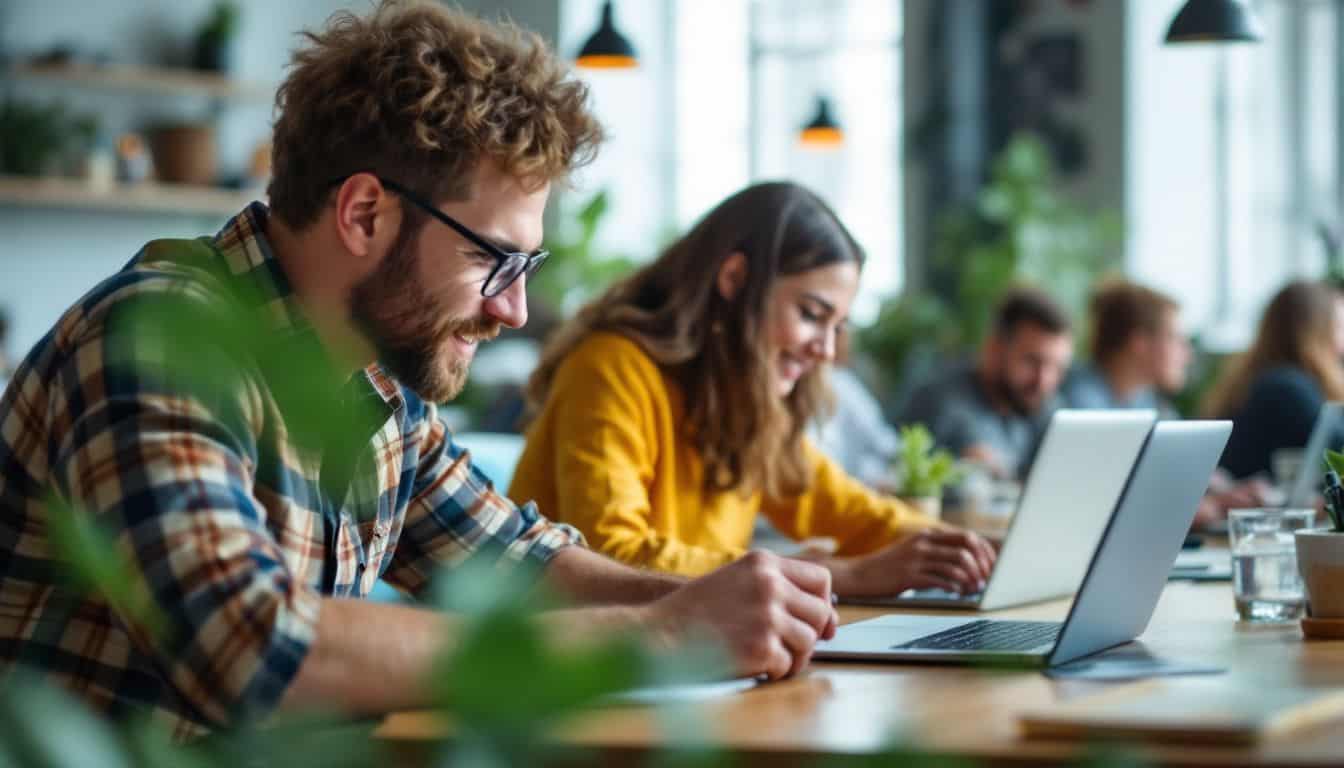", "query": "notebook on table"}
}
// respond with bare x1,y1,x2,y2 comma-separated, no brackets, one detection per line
1019,678,1344,745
